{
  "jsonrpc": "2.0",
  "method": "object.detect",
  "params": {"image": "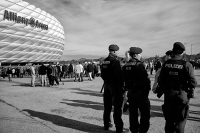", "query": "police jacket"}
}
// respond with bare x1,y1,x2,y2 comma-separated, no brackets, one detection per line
159,55,197,91
101,53,124,87
122,58,151,90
